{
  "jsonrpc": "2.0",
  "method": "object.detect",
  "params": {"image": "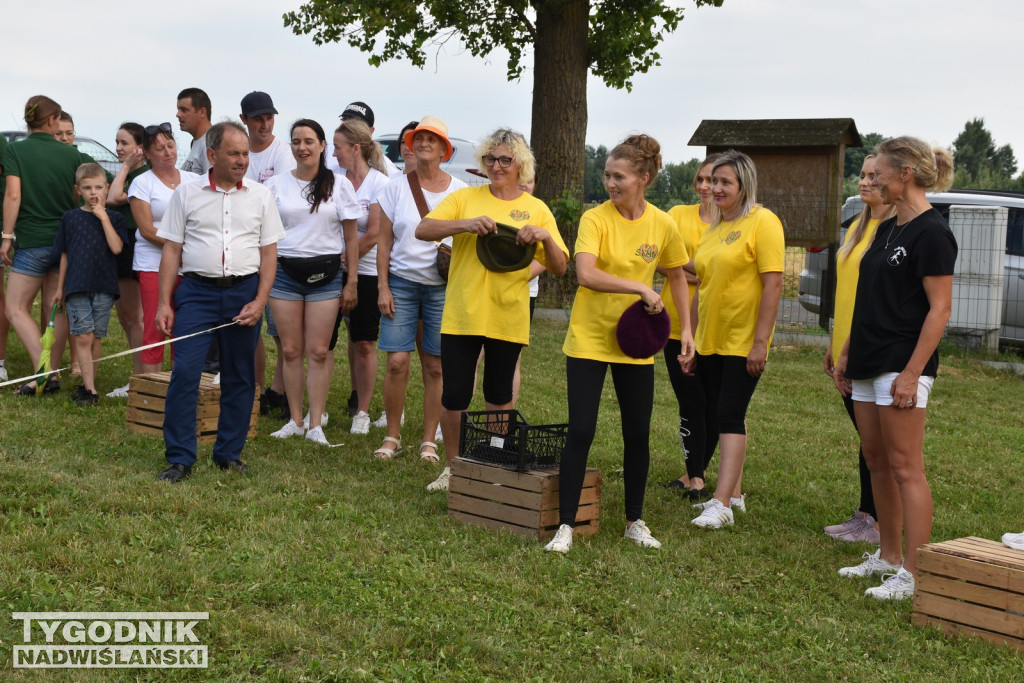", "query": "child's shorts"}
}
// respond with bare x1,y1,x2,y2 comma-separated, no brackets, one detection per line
65,292,115,337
